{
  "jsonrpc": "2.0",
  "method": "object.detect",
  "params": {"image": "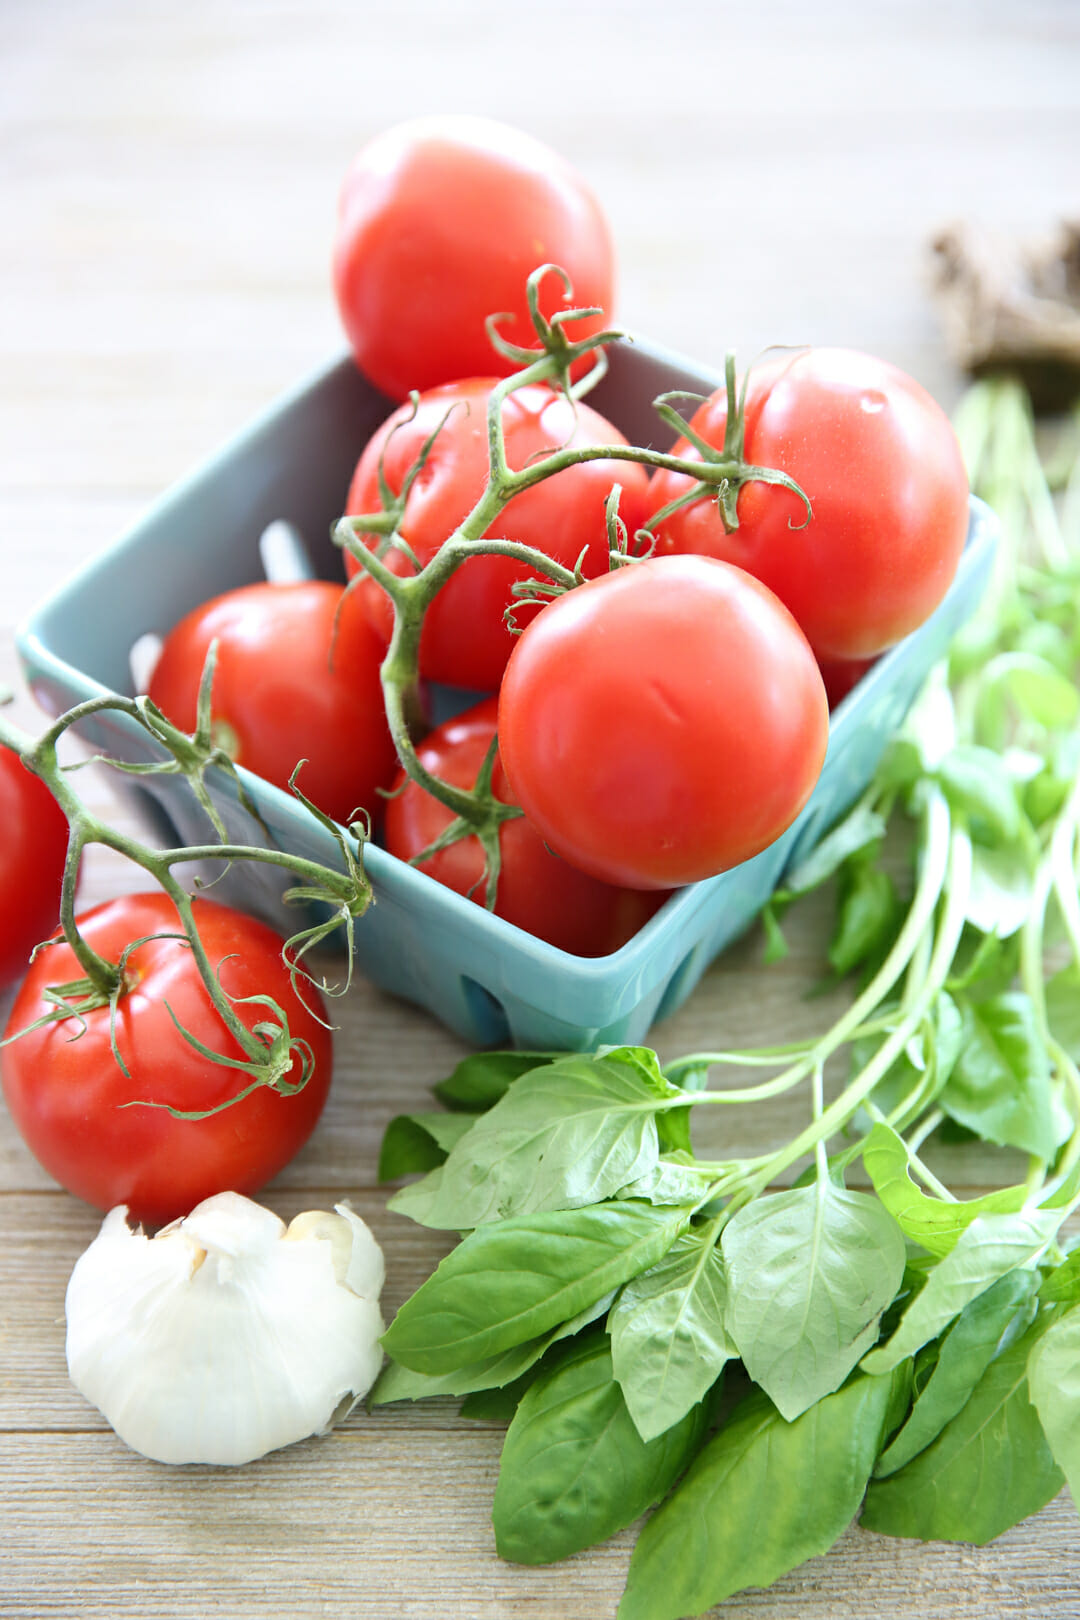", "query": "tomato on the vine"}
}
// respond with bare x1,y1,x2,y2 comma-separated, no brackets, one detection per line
383,698,667,956
332,115,615,400
147,580,396,827
644,348,969,661
345,378,649,692
0,745,68,991
497,555,829,890
1,893,332,1225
